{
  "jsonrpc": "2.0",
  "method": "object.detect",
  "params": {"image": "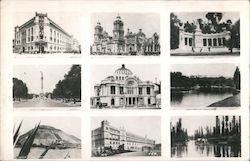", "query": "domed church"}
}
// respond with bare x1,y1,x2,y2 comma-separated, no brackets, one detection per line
91,64,161,108
91,15,160,55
